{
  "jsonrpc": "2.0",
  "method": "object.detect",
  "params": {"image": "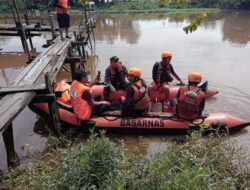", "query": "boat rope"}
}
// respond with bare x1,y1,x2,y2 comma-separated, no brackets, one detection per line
103,116,120,121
